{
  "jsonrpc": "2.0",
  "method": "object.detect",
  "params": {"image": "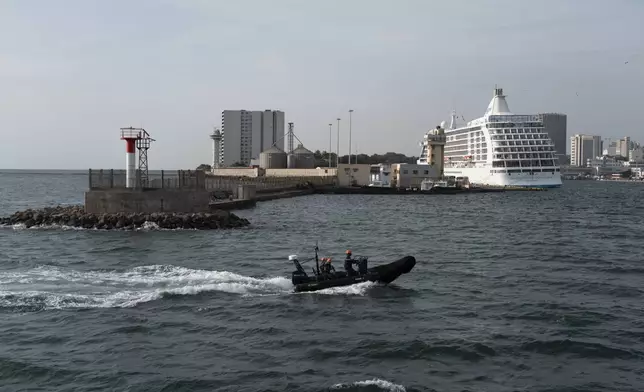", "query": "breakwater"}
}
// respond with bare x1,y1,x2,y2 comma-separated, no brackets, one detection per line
0,205,250,230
